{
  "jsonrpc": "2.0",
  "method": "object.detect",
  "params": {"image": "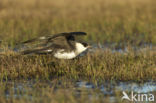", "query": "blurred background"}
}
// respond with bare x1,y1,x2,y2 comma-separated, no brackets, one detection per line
0,0,155,48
